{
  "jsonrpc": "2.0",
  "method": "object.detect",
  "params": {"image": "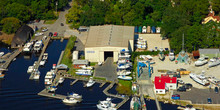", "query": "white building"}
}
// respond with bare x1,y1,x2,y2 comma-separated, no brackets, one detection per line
85,25,134,62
